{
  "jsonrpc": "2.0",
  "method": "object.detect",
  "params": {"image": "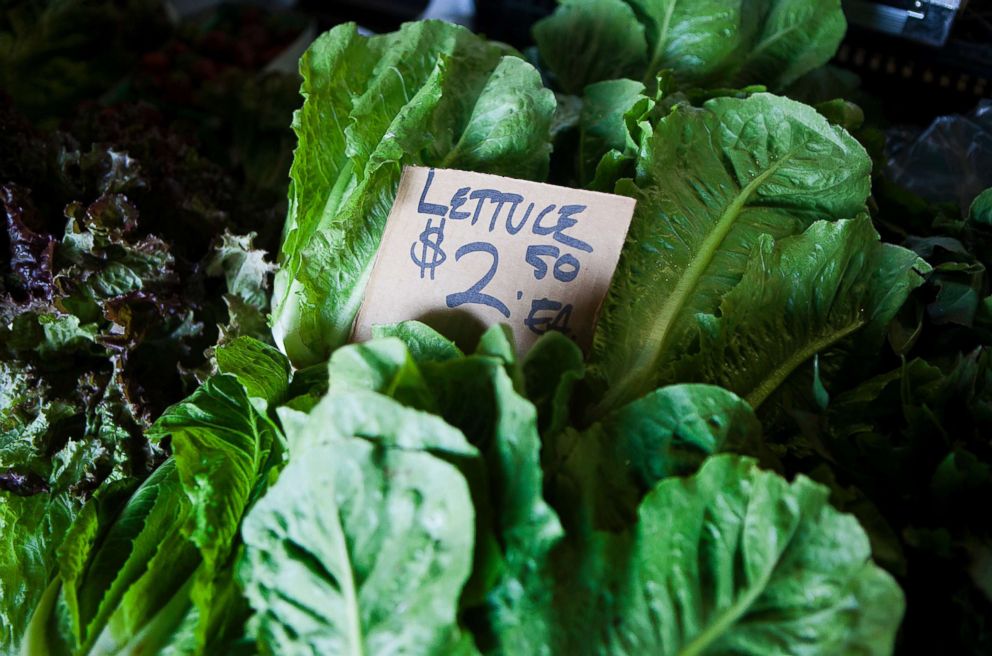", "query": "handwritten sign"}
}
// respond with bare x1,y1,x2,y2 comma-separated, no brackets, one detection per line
352,167,636,353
